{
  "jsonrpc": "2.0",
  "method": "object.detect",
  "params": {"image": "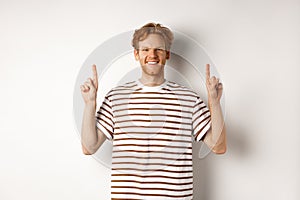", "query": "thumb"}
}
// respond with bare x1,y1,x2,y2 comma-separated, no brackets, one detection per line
217,83,223,99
